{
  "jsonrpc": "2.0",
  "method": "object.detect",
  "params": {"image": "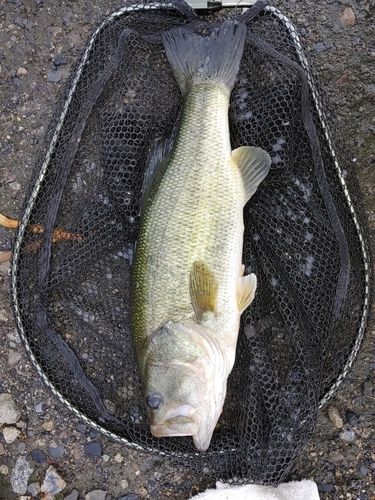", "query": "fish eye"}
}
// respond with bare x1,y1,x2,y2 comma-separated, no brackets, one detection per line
146,393,163,410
